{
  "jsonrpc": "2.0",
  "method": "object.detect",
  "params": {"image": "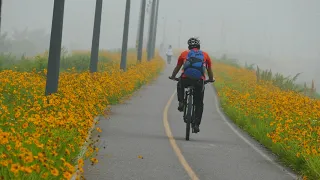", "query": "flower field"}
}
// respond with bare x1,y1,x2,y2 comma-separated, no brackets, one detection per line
212,61,320,179
0,51,165,179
